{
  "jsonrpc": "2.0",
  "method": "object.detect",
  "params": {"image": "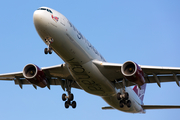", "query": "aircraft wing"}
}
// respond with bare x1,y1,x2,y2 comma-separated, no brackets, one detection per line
93,60,180,87
0,64,81,89
142,105,180,110
102,105,180,110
